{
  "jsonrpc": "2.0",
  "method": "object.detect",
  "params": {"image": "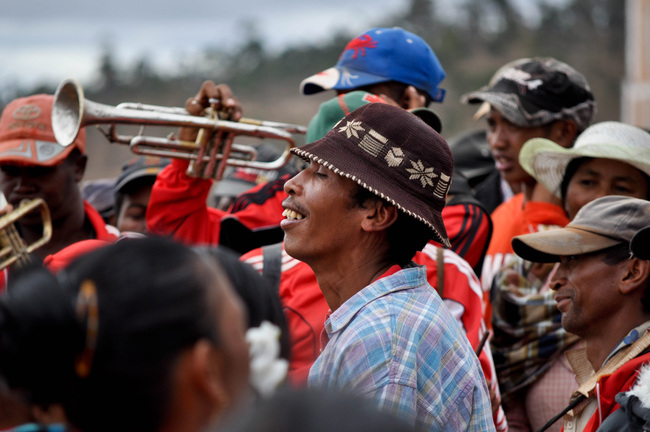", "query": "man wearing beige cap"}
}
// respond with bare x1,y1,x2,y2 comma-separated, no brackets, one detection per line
0,94,119,267
282,102,494,431
511,195,650,432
